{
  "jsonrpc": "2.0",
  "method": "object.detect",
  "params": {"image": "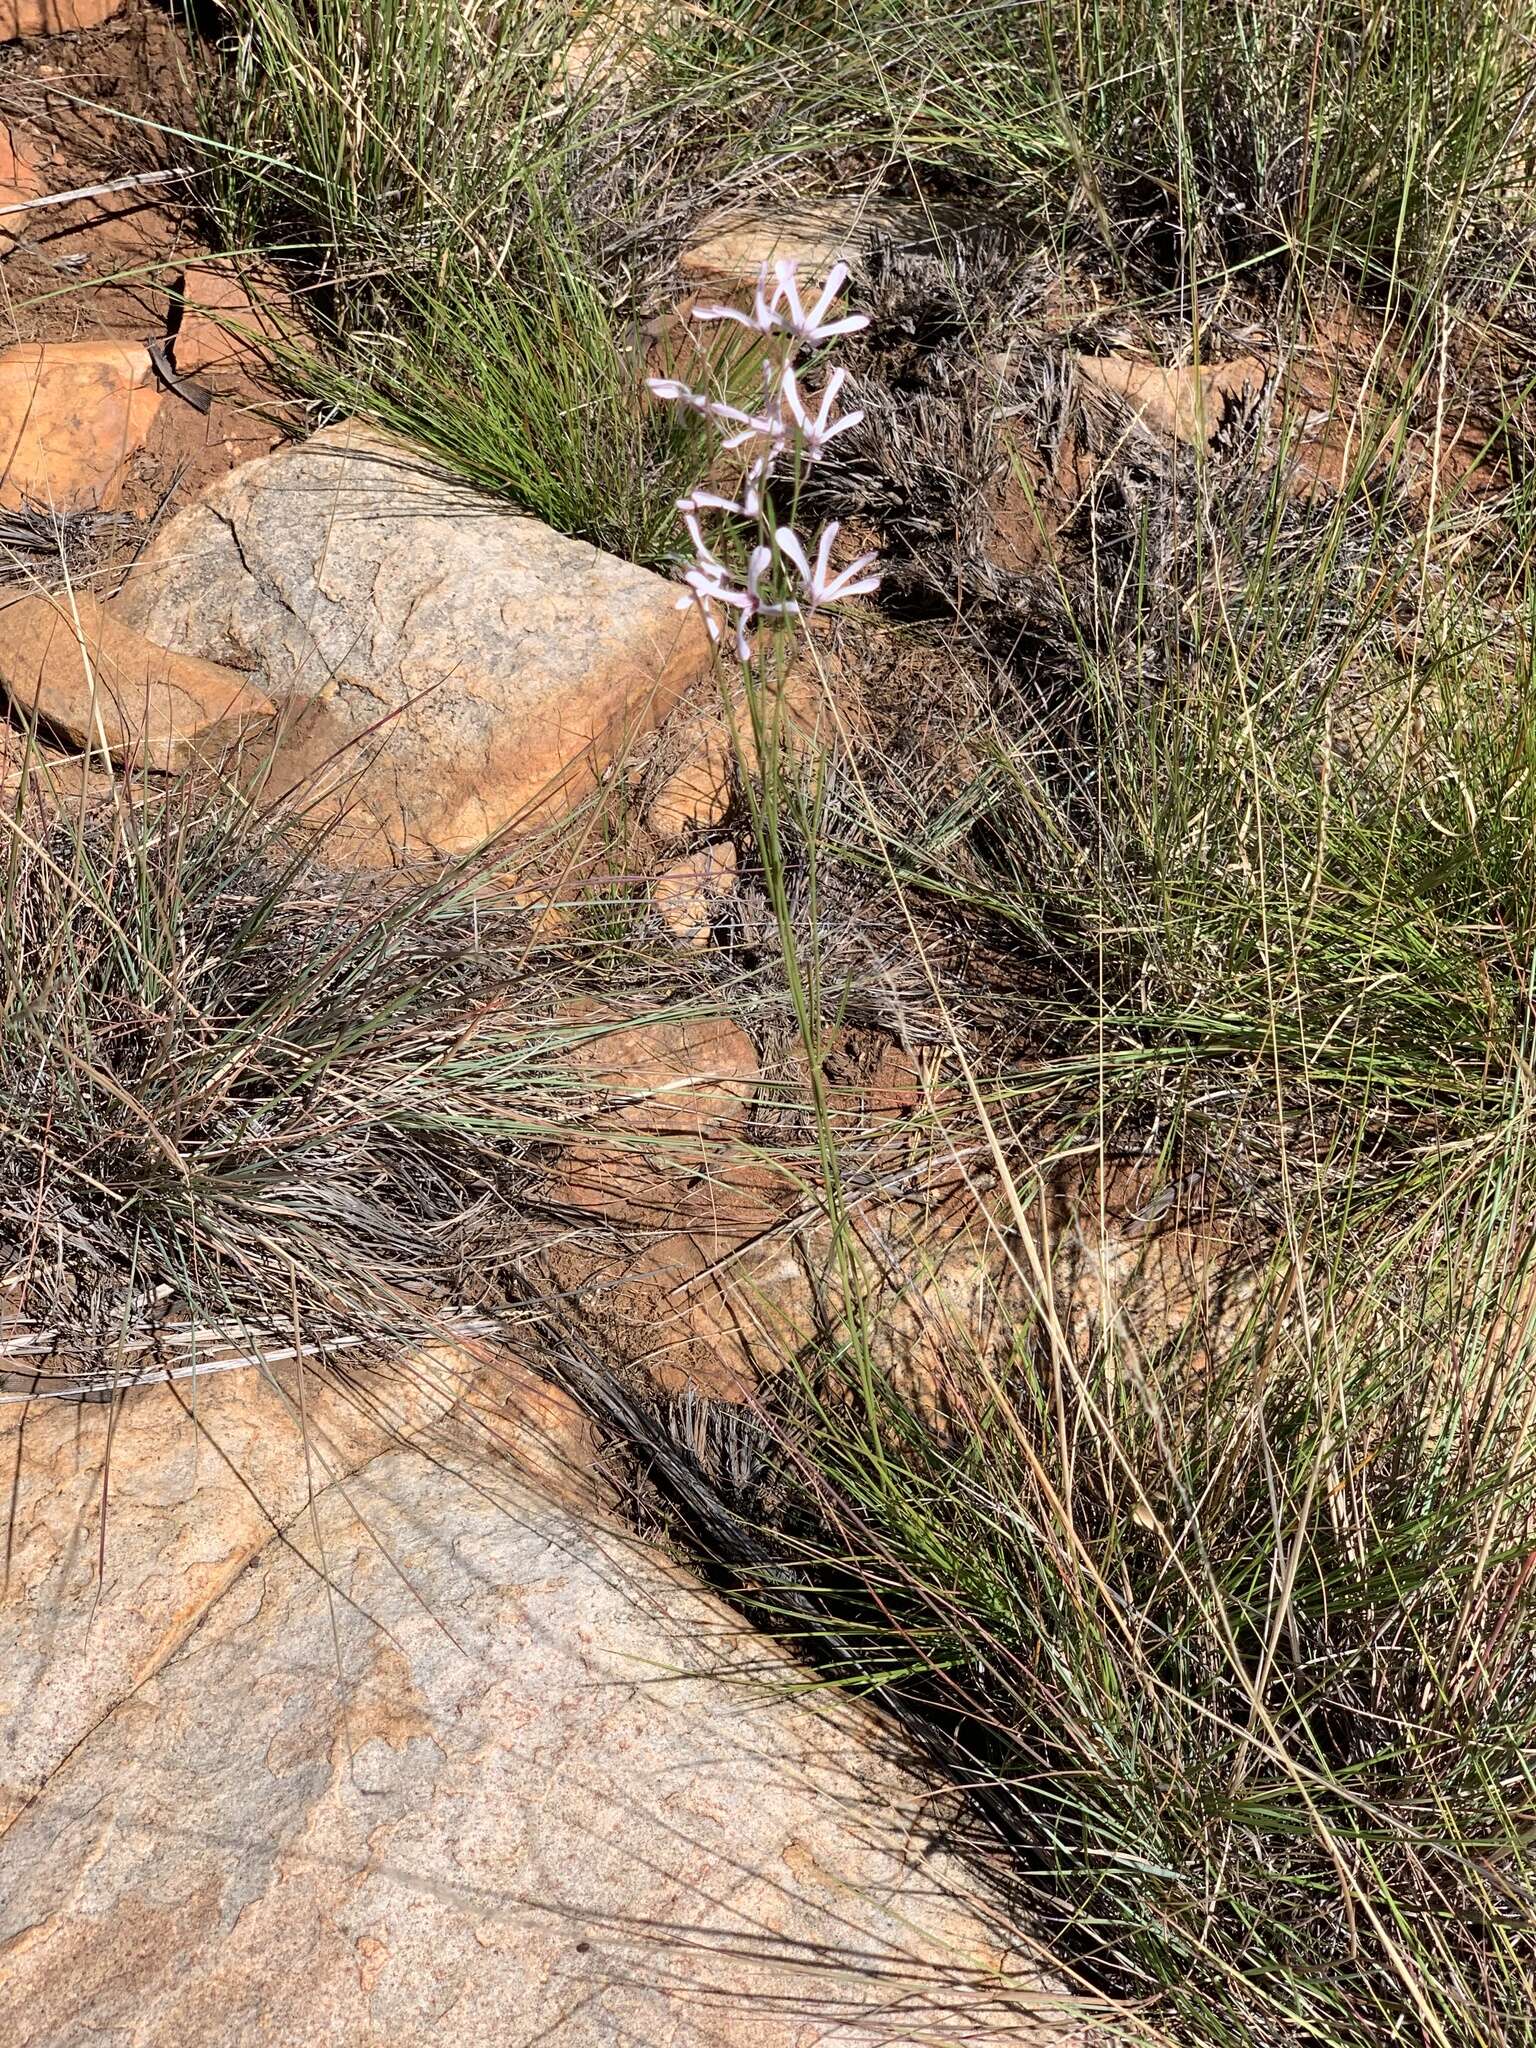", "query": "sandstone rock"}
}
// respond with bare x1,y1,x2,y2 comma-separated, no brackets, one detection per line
1076,352,1270,447
0,123,44,212
0,1438,1093,2046
115,421,712,862
648,719,734,840
800,1188,1013,1411
556,1001,758,1138
0,340,162,512
0,1346,478,1832
645,662,828,845
1052,1164,1261,1374
548,1127,1025,1411
0,0,124,34
170,261,305,381
0,724,117,819
681,197,929,290
430,1340,606,1516
544,1142,776,1230
652,836,737,946
536,1018,1023,1411
561,1186,813,1400
557,0,678,95
0,589,275,770
643,1226,813,1397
